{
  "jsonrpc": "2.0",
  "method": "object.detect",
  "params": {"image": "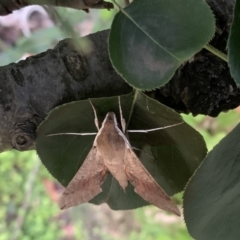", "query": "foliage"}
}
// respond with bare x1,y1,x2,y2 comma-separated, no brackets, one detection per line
109,0,215,89
184,123,240,240
112,0,240,238
1,0,240,239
